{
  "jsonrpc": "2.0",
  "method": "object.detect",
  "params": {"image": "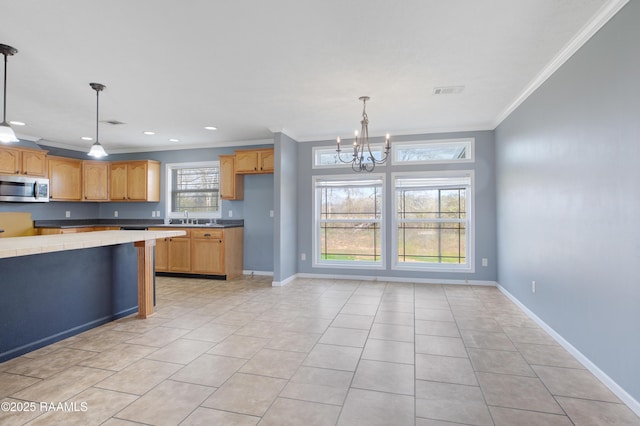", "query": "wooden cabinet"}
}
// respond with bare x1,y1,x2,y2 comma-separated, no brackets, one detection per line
154,236,168,271
83,161,109,201
220,154,244,200
235,148,274,174
110,160,160,202
150,228,191,273
191,229,225,274
38,226,119,235
0,146,47,176
48,156,82,201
